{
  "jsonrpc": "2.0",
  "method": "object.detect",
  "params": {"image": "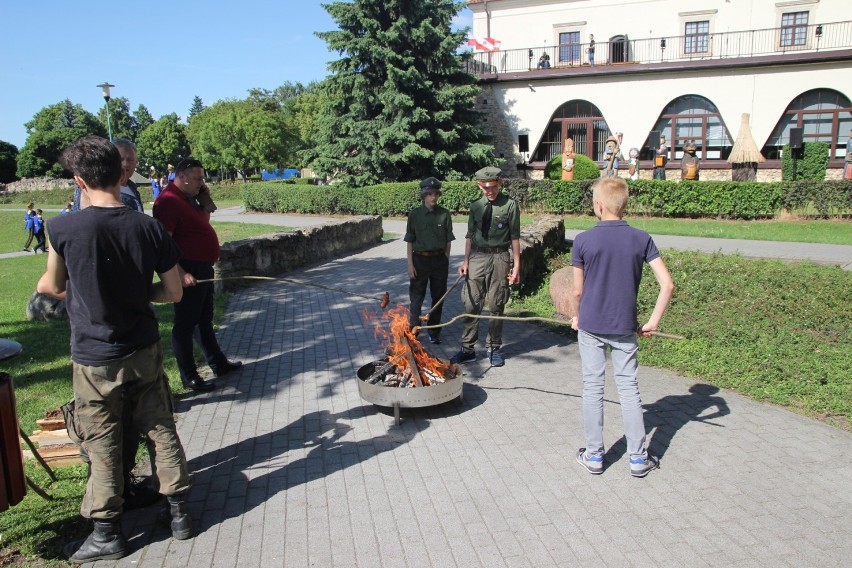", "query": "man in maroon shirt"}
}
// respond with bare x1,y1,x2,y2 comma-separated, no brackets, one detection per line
153,159,242,391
